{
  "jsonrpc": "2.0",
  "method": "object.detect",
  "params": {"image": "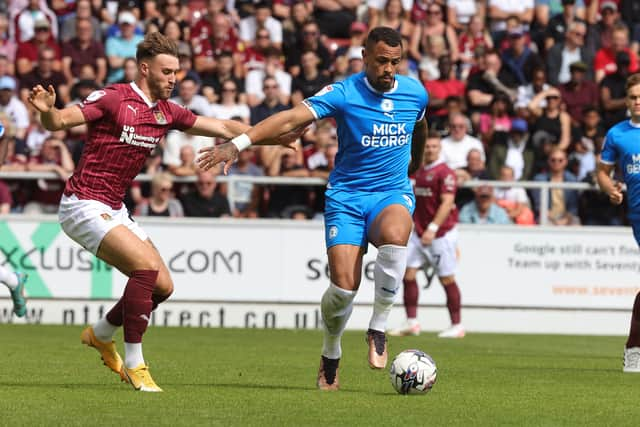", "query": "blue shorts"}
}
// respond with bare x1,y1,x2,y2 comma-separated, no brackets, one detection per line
324,188,415,249
632,223,640,246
